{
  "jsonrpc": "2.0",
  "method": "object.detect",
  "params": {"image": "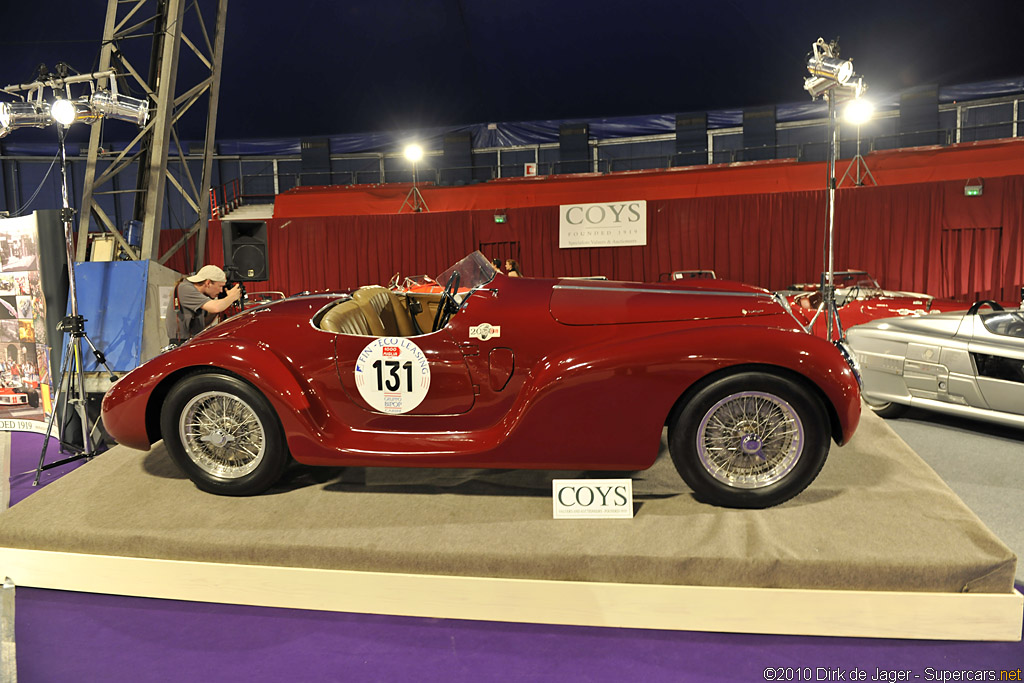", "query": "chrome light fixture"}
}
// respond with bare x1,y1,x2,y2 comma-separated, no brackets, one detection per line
803,76,835,99
804,38,856,98
50,97,100,126
806,54,854,85
89,90,150,126
0,100,51,130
